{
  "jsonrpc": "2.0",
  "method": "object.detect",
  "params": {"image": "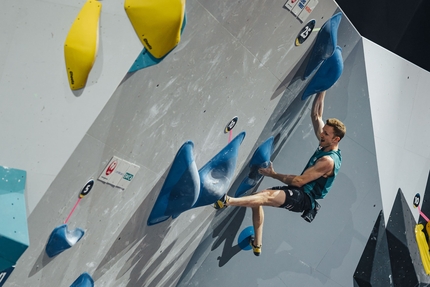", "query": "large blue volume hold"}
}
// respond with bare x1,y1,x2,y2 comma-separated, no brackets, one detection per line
301,46,343,100
302,12,342,81
147,132,246,225
193,132,246,208
147,141,200,225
